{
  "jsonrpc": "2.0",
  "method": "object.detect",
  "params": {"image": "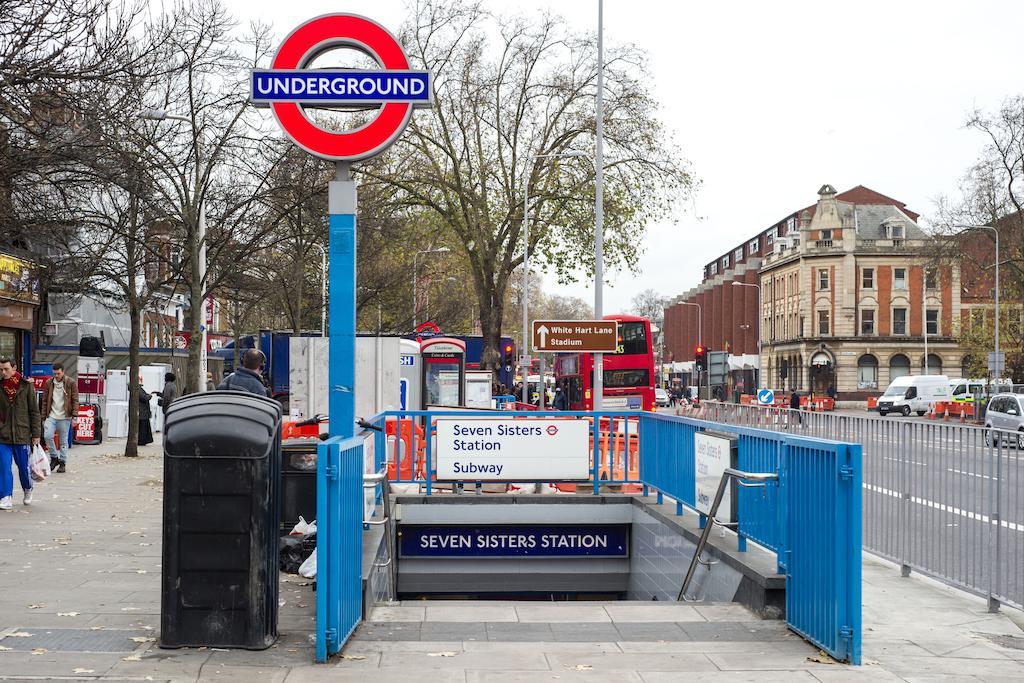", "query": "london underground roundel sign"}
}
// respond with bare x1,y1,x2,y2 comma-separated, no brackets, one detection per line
252,14,432,162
